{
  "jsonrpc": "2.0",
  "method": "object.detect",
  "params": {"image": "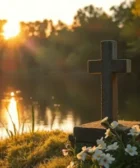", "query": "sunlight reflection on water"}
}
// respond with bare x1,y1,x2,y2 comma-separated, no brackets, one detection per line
0,97,81,139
